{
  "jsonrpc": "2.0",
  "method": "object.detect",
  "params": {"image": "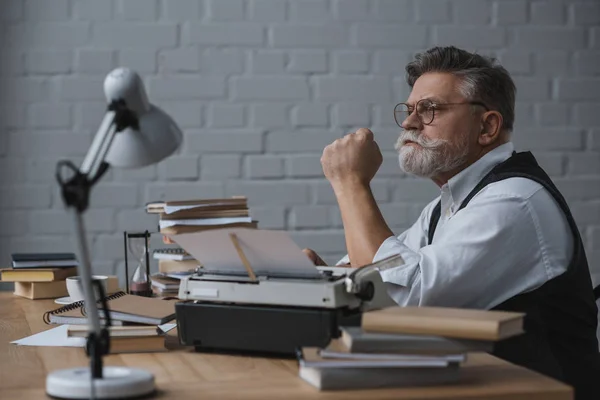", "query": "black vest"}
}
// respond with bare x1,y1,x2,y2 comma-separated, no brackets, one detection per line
427,151,600,400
